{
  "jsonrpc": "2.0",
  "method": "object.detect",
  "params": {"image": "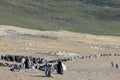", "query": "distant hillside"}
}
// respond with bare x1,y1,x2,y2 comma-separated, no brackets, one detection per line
0,0,120,36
